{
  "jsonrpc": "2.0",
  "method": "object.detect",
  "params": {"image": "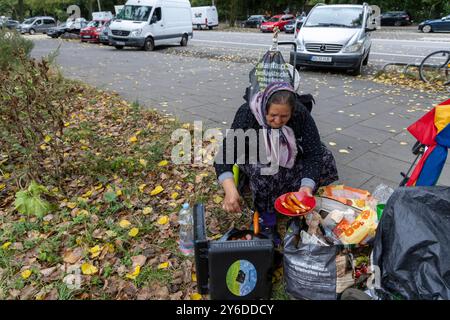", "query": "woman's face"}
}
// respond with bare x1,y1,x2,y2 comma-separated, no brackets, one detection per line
266,103,292,129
